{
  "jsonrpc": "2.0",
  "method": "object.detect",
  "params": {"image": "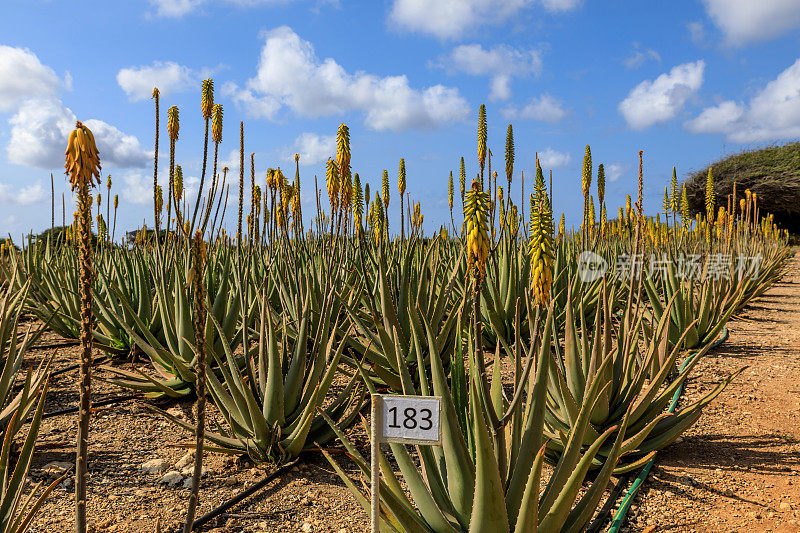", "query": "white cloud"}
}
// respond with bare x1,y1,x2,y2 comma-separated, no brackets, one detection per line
605,163,627,183
388,0,580,39
0,46,62,112
222,82,280,120
148,0,308,18
231,26,469,131
7,98,76,169
622,47,661,69
121,172,153,205
687,21,707,46
538,148,570,168
117,61,197,101
684,100,743,134
685,58,800,143
389,0,530,39
501,93,566,123
284,133,335,166
0,181,45,205
437,44,542,100
219,149,242,175
702,0,800,46
6,98,149,170
149,0,201,17
541,0,580,12
122,170,199,206
1,215,18,232
618,61,705,129
83,120,151,168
